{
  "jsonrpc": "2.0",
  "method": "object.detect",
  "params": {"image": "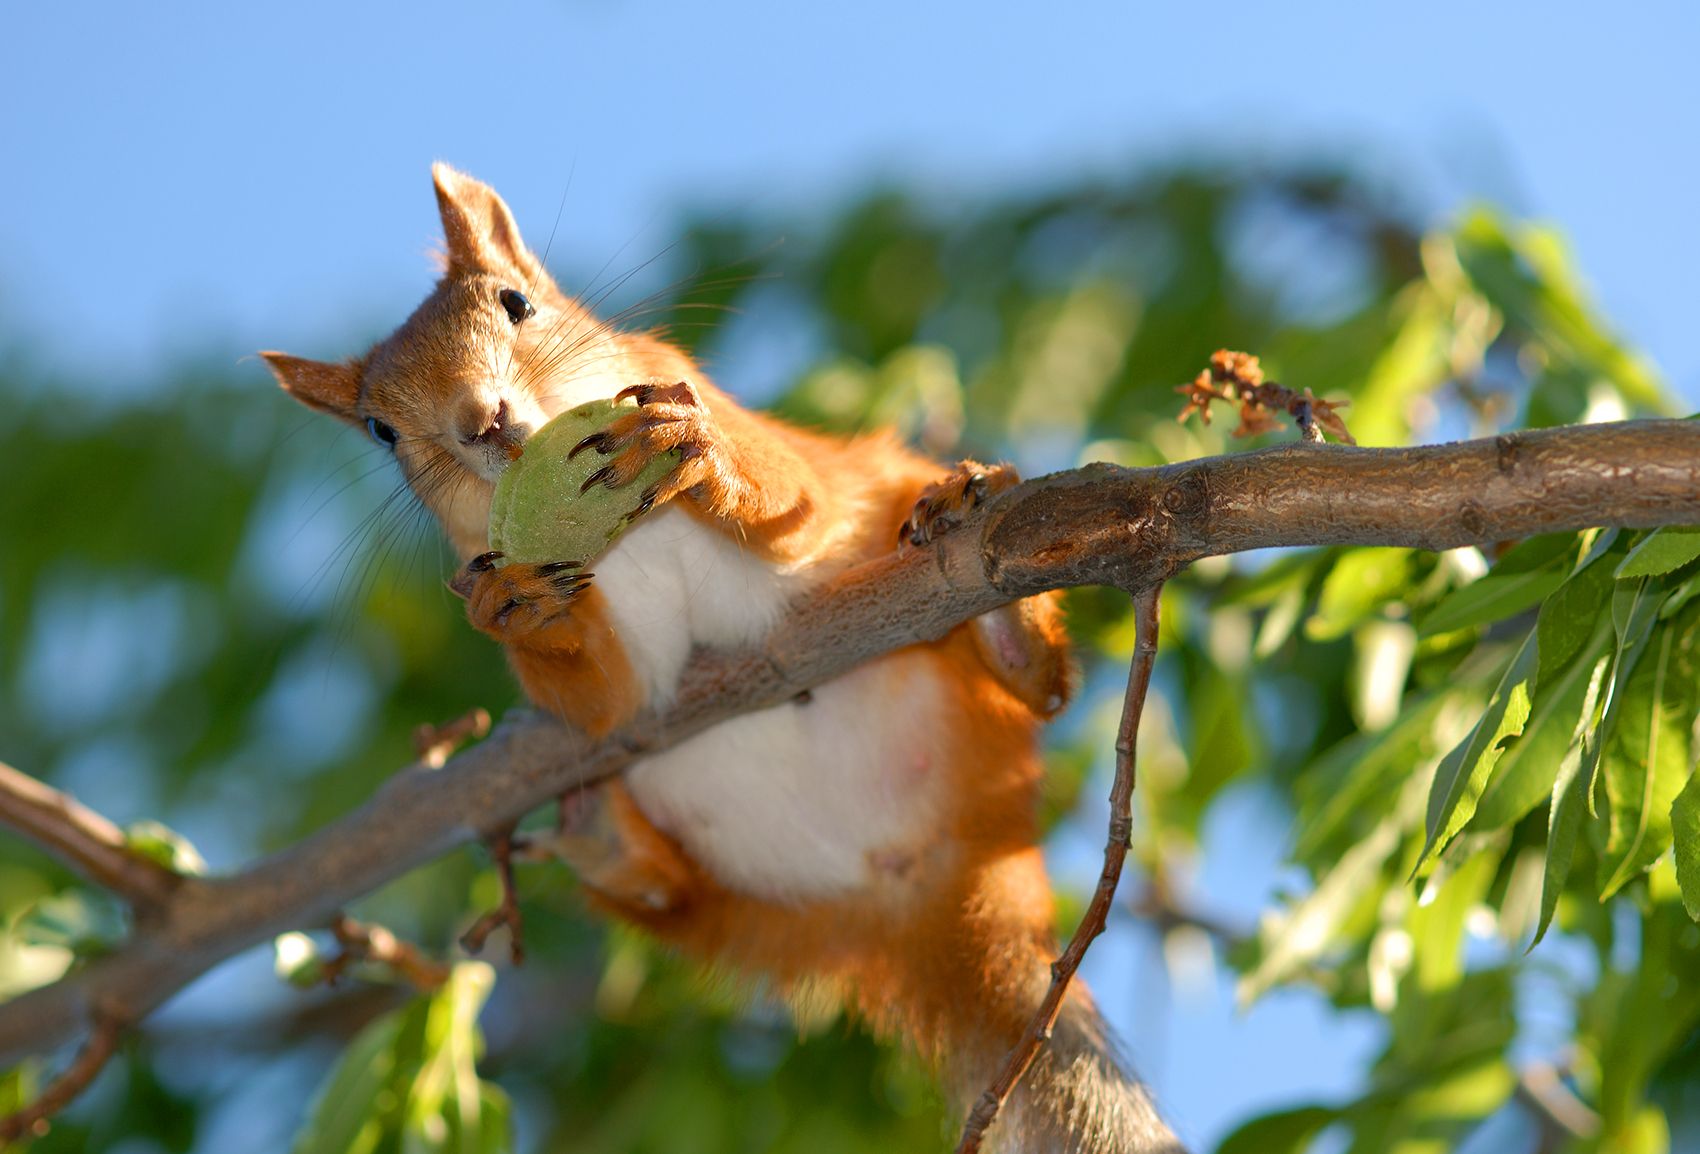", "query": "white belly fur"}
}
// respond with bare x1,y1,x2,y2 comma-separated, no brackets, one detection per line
596,507,945,902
